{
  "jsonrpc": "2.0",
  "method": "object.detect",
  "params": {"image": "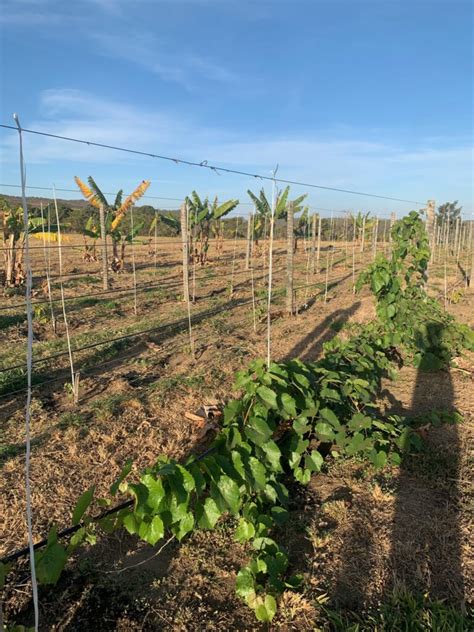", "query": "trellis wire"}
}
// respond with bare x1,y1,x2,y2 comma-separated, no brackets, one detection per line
2,181,381,218
0,123,426,205
0,273,348,403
